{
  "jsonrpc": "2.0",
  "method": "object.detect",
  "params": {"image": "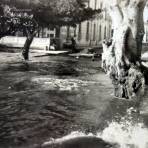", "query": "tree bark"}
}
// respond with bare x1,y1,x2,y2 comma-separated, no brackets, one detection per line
102,0,147,99
22,33,34,60
22,30,37,60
